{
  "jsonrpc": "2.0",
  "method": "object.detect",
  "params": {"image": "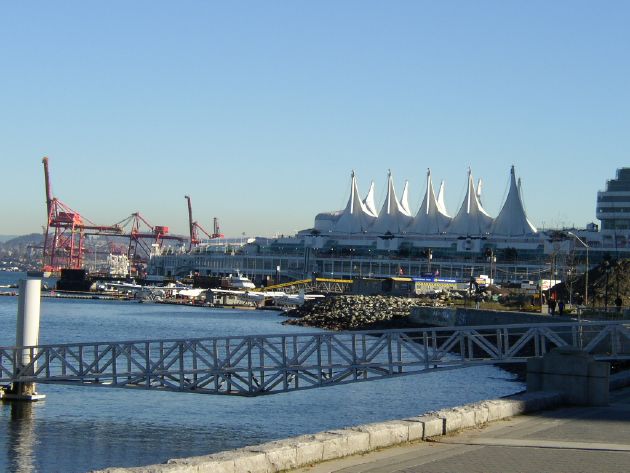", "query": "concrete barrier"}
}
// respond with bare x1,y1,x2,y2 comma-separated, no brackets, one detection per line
350,421,410,449
527,347,610,406
402,414,444,438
